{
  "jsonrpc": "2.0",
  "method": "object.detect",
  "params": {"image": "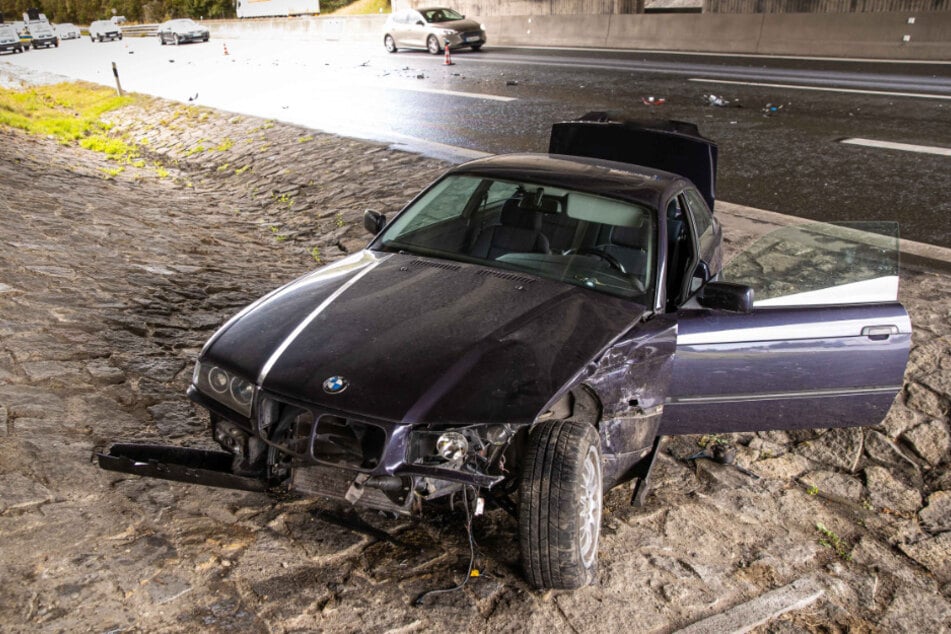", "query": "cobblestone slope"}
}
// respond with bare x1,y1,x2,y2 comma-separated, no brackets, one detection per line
0,102,948,632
